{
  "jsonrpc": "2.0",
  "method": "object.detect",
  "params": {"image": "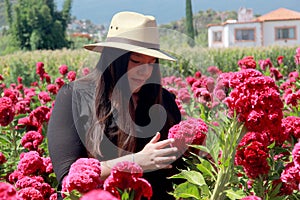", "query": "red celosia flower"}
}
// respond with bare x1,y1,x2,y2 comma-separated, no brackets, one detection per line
0,152,6,165
36,62,45,79
0,97,15,126
17,151,44,175
0,182,19,200
282,116,300,139
15,99,31,114
0,74,4,81
62,158,102,194
104,161,152,200
280,162,300,191
241,196,262,200
80,189,118,200
168,117,208,154
195,71,201,78
21,131,44,151
270,67,283,81
277,56,284,65
8,170,24,184
67,71,76,82
59,64,68,76
49,193,57,200
17,187,43,200
258,58,272,71
47,84,58,95
55,77,65,89
38,91,52,104
238,56,257,69
3,89,19,104
43,73,51,84
177,88,191,104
